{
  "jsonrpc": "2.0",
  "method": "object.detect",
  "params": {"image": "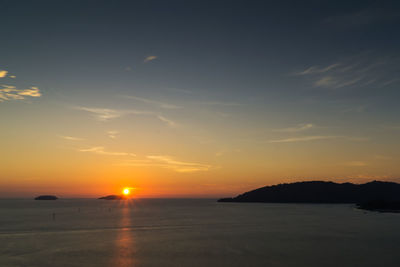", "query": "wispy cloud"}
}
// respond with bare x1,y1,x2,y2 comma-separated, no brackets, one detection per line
76,145,210,172
313,76,335,87
201,101,243,107
120,155,211,172
75,106,177,127
295,55,399,90
147,155,211,172
382,125,400,130
342,105,367,113
344,161,367,167
268,135,338,143
314,76,363,89
59,135,84,141
191,135,215,144
144,56,157,63
117,154,211,172
215,151,224,157
295,64,341,75
74,107,128,121
107,130,119,139
380,78,399,87
165,87,193,94
324,8,400,28
122,95,182,109
0,70,8,78
79,146,136,157
156,115,176,127
268,135,368,143
0,85,41,102
374,155,393,160
214,148,240,157
344,174,392,181
273,123,314,133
